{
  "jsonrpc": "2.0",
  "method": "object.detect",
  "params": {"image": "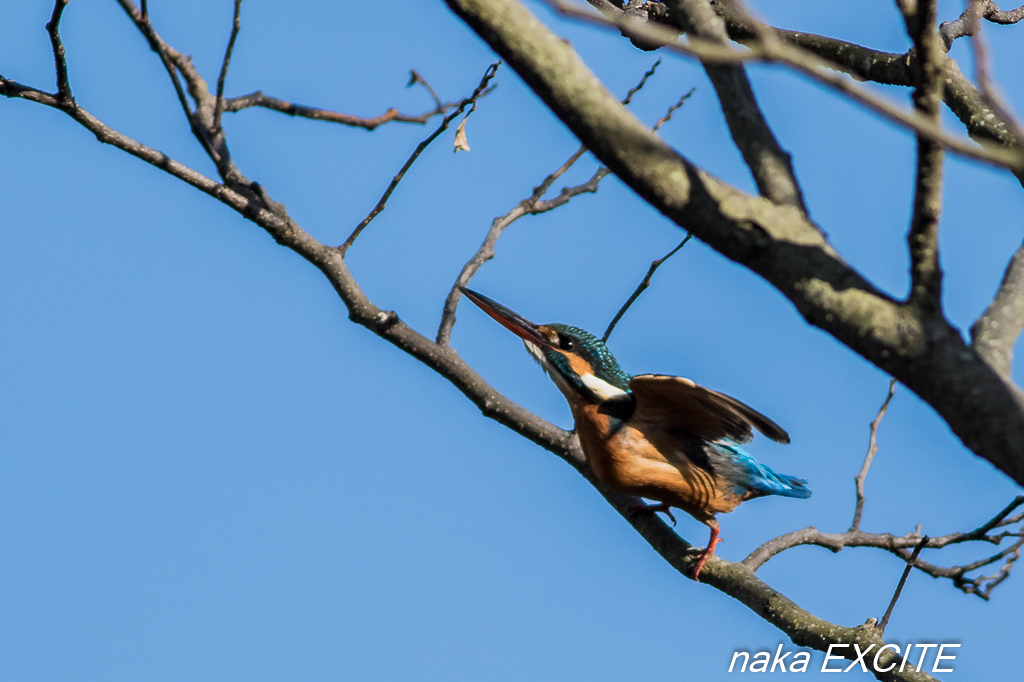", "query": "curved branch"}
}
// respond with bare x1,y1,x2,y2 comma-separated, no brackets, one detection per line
437,60,673,346
436,151,608,345
940,1,1024,47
